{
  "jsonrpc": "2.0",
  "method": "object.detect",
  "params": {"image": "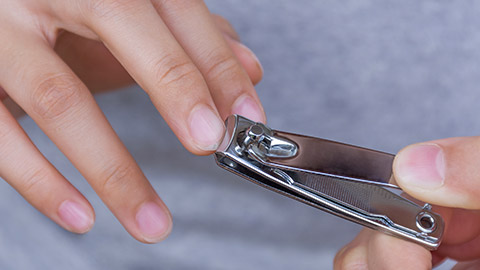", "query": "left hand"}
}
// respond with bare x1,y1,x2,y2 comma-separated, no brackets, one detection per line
0,3,264,243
